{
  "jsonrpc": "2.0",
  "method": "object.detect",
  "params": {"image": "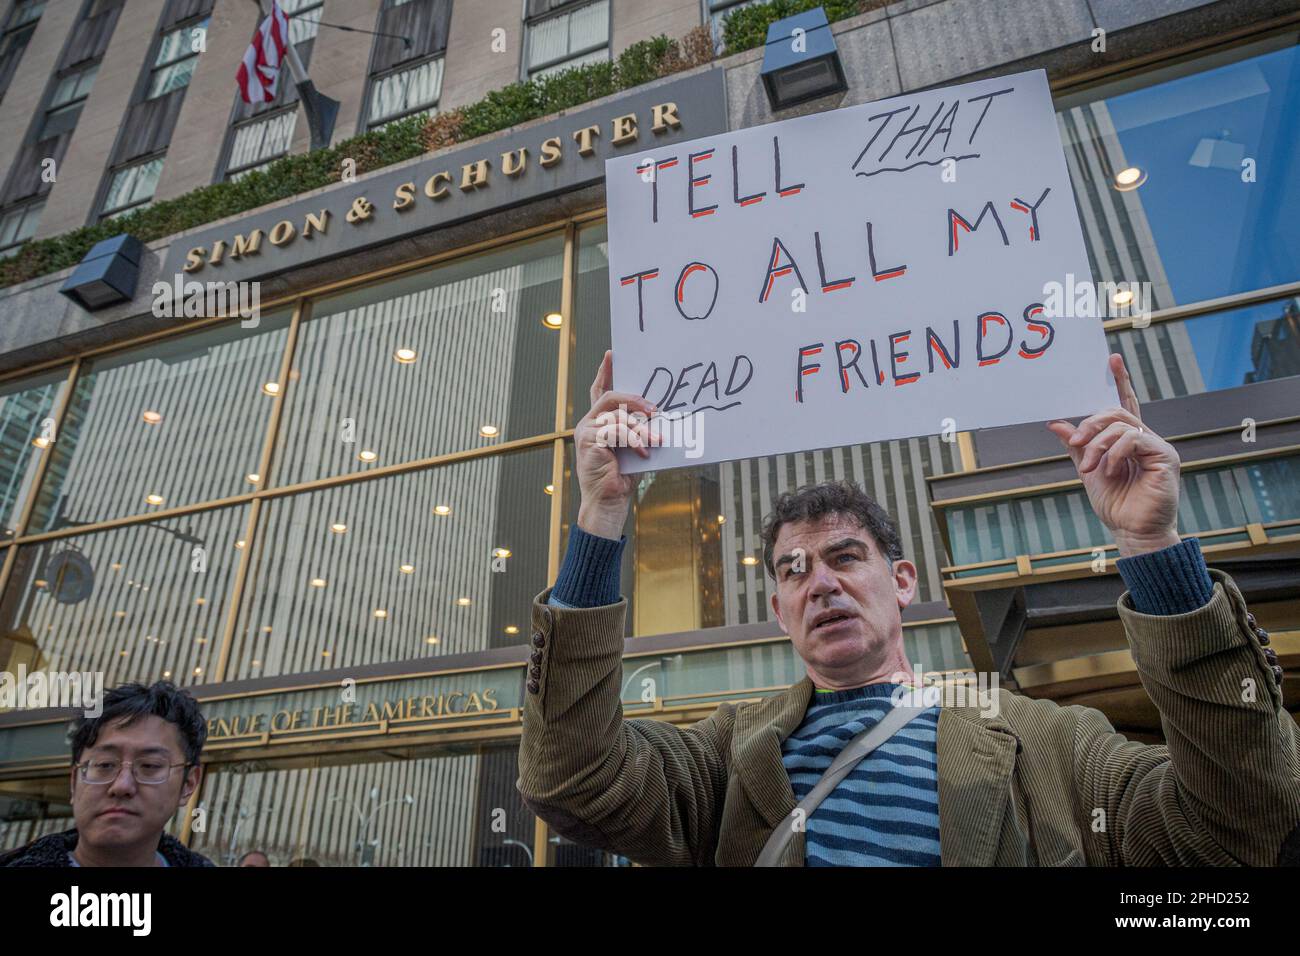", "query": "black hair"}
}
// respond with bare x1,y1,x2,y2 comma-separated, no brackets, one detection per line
761,480,904,578
70,681,207,768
